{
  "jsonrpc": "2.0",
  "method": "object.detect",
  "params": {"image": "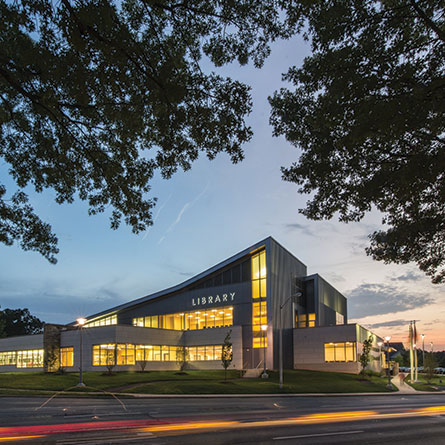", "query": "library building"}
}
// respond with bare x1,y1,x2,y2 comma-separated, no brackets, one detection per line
0,237,383,374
